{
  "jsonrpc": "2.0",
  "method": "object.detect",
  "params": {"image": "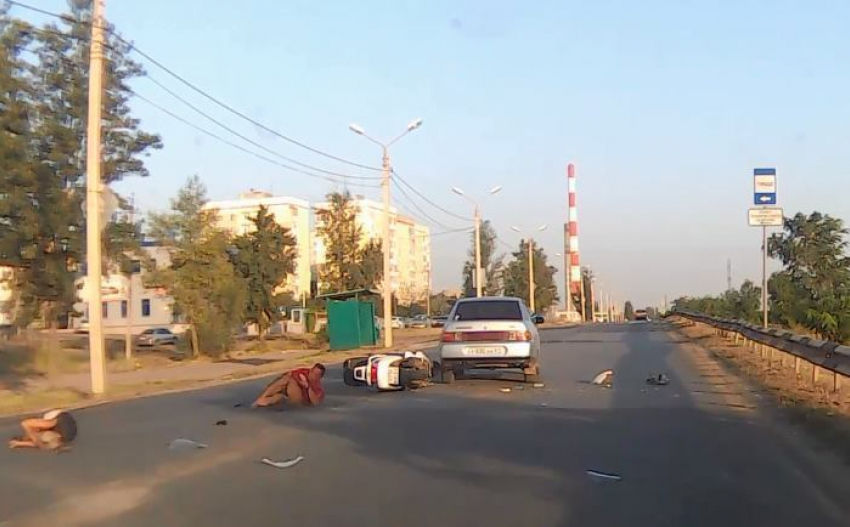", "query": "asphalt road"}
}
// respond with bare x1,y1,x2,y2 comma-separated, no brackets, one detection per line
2,323,850,527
